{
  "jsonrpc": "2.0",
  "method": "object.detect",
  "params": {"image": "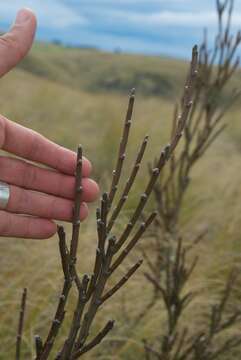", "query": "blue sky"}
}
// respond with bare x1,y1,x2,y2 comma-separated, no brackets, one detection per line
0,0,241,58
